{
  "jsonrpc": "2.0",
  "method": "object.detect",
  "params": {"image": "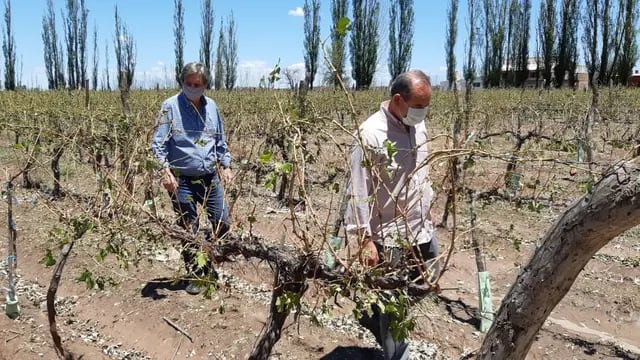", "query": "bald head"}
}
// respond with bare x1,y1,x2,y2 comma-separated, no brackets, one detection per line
390,70,431,101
